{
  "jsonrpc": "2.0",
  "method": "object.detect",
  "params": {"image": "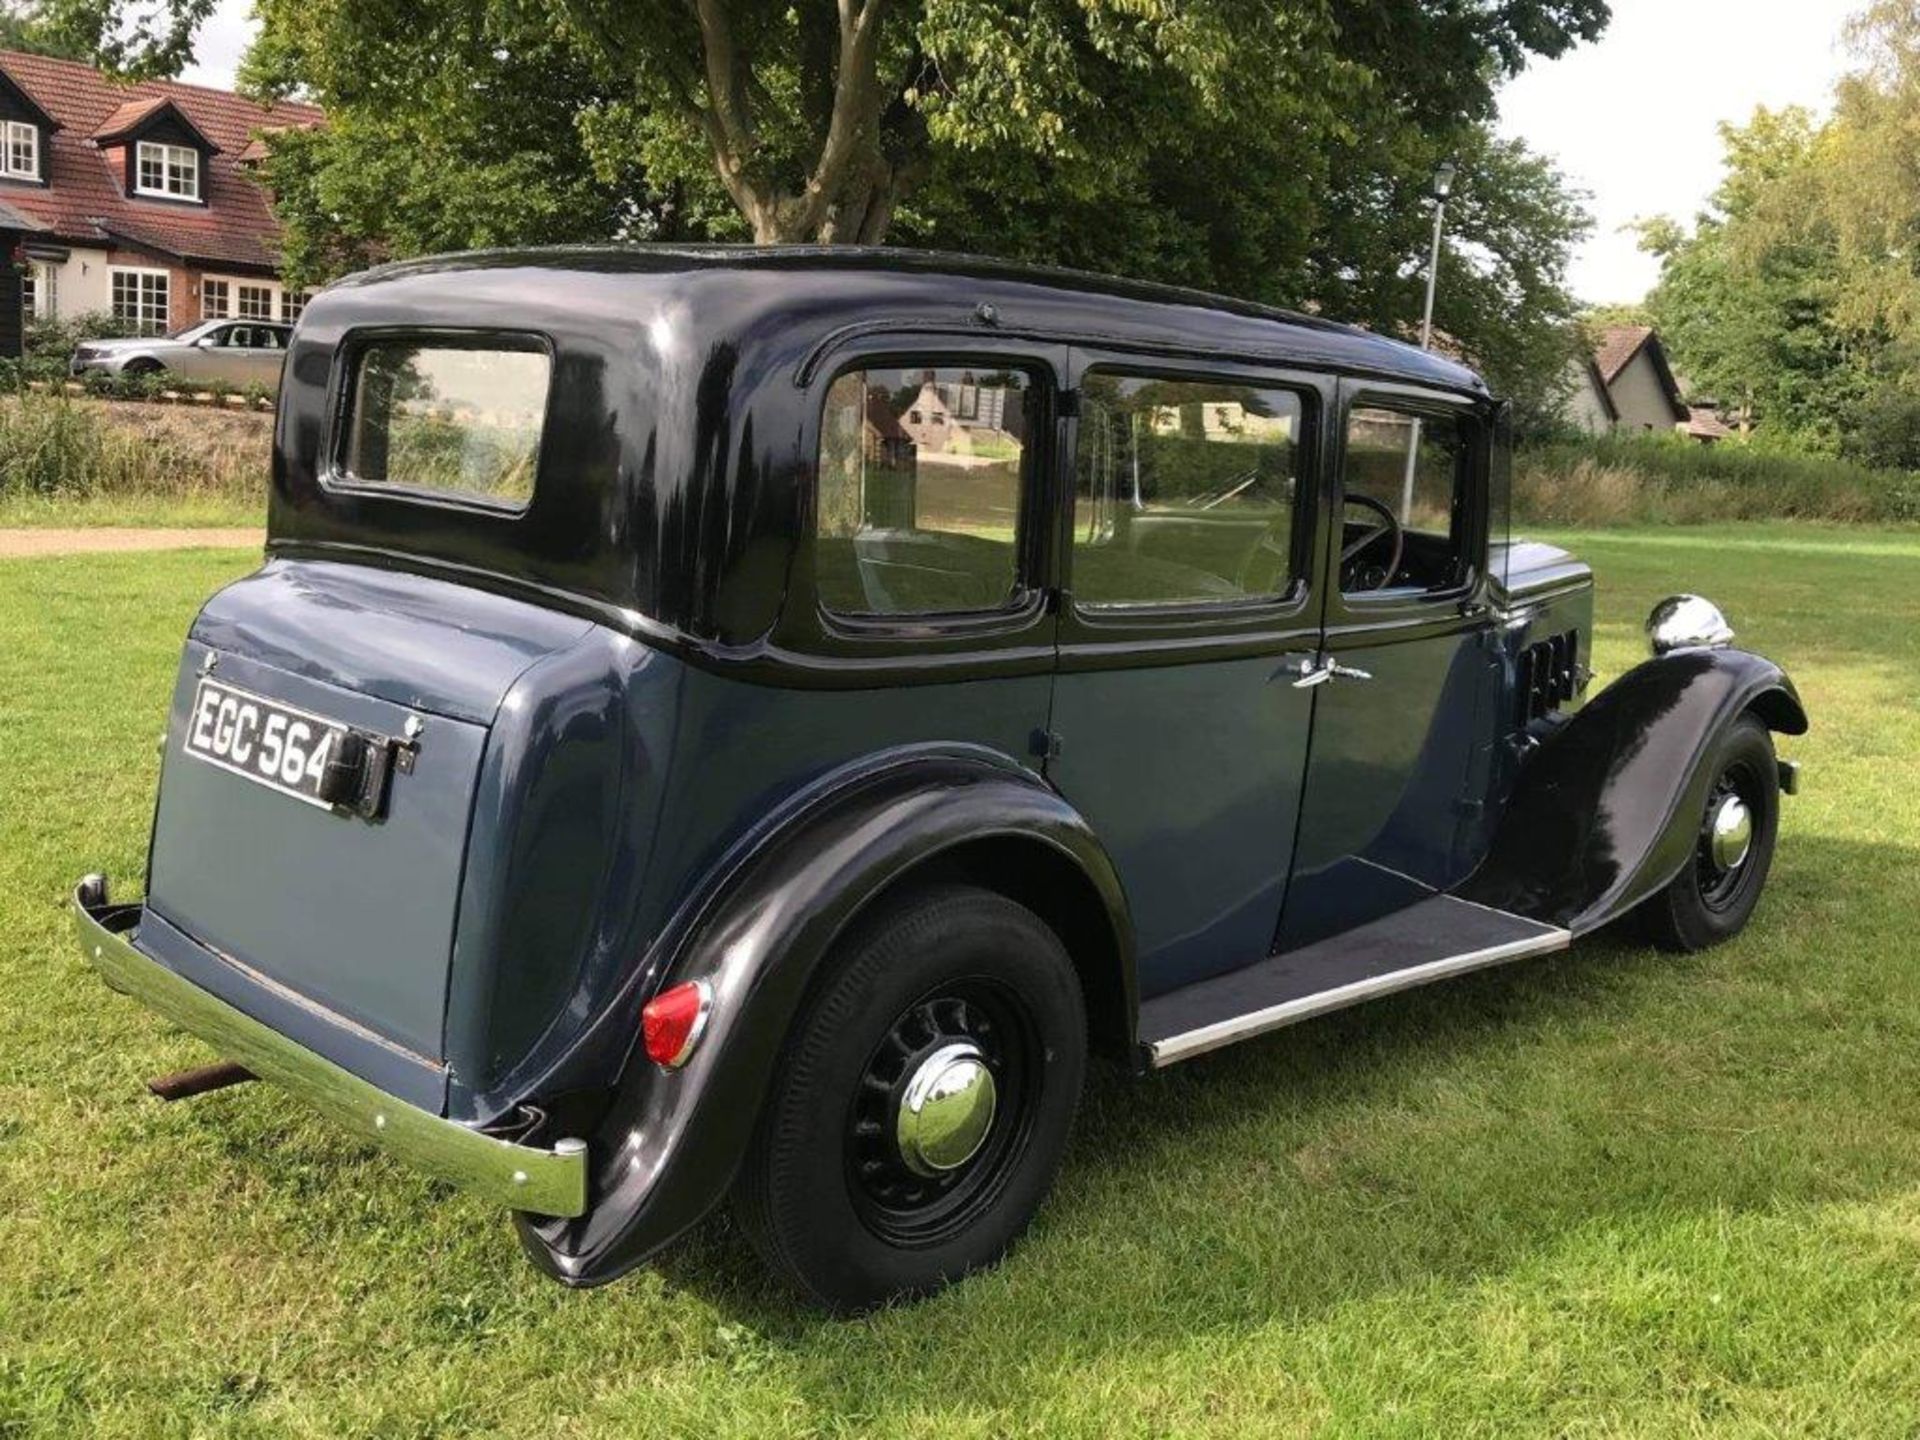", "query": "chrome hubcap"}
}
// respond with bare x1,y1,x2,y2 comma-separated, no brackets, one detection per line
895,1041,997,1177
1708,793,1753,873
